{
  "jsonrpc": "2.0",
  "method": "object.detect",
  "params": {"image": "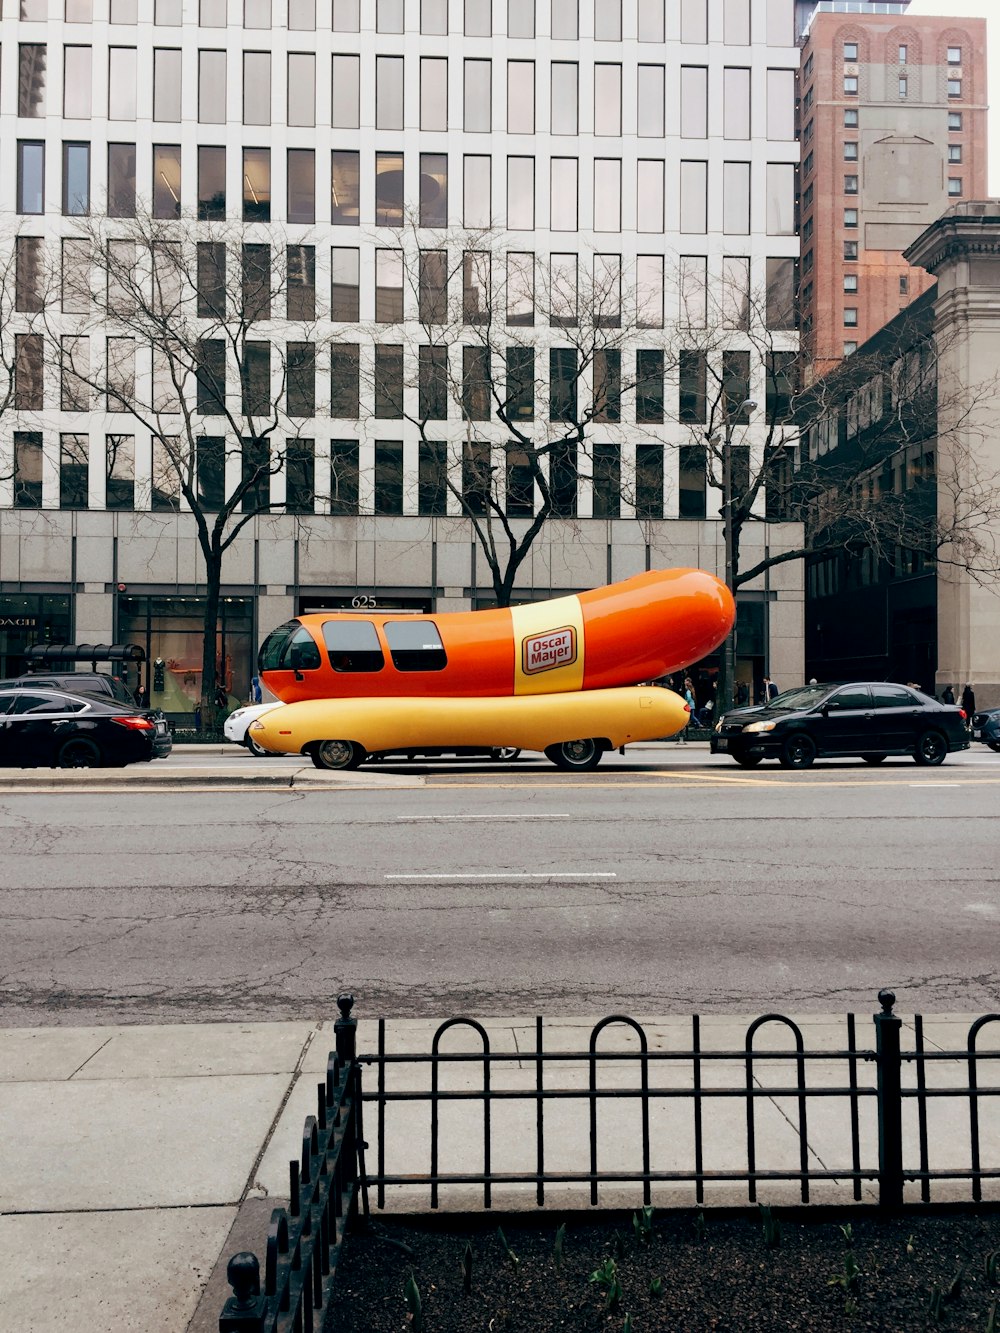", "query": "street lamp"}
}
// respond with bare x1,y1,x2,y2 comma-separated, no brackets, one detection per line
709,398,756,713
